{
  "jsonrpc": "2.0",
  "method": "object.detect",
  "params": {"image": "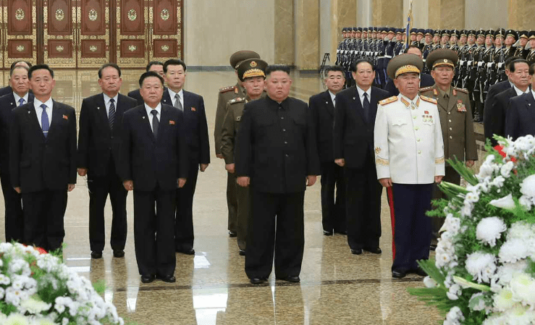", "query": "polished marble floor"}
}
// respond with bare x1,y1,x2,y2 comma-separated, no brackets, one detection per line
0,70,485,325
